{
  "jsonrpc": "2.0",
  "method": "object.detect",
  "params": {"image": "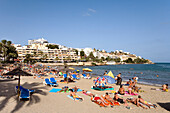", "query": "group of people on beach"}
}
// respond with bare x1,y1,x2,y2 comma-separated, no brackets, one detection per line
0,64,168,110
